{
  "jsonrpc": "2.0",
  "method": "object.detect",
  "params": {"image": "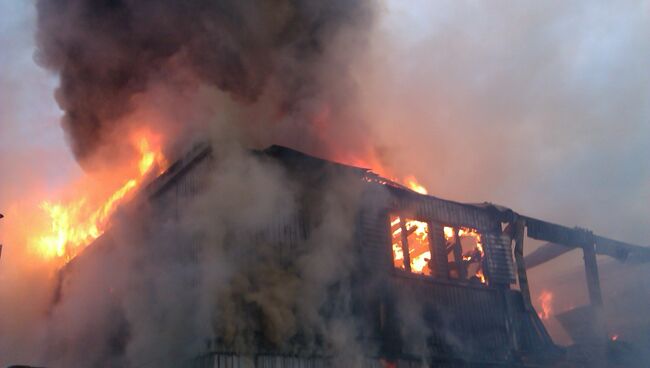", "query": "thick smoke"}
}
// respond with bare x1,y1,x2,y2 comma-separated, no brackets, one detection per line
15,1,381,366
3,0,649,366
357,1,650,245
35,0,375,167
356,0,650,360
31,146,371,366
